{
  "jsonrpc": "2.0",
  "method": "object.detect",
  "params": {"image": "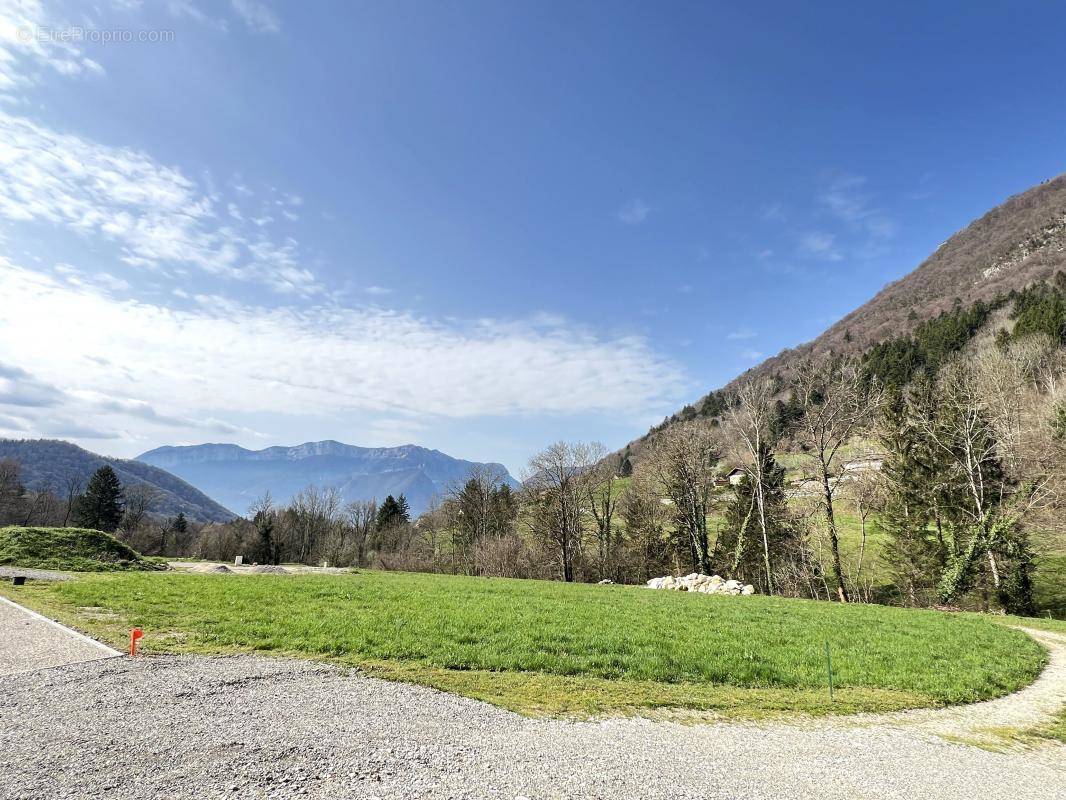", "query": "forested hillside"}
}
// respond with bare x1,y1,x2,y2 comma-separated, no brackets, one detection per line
647,172,1066,440
0,439,234,522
